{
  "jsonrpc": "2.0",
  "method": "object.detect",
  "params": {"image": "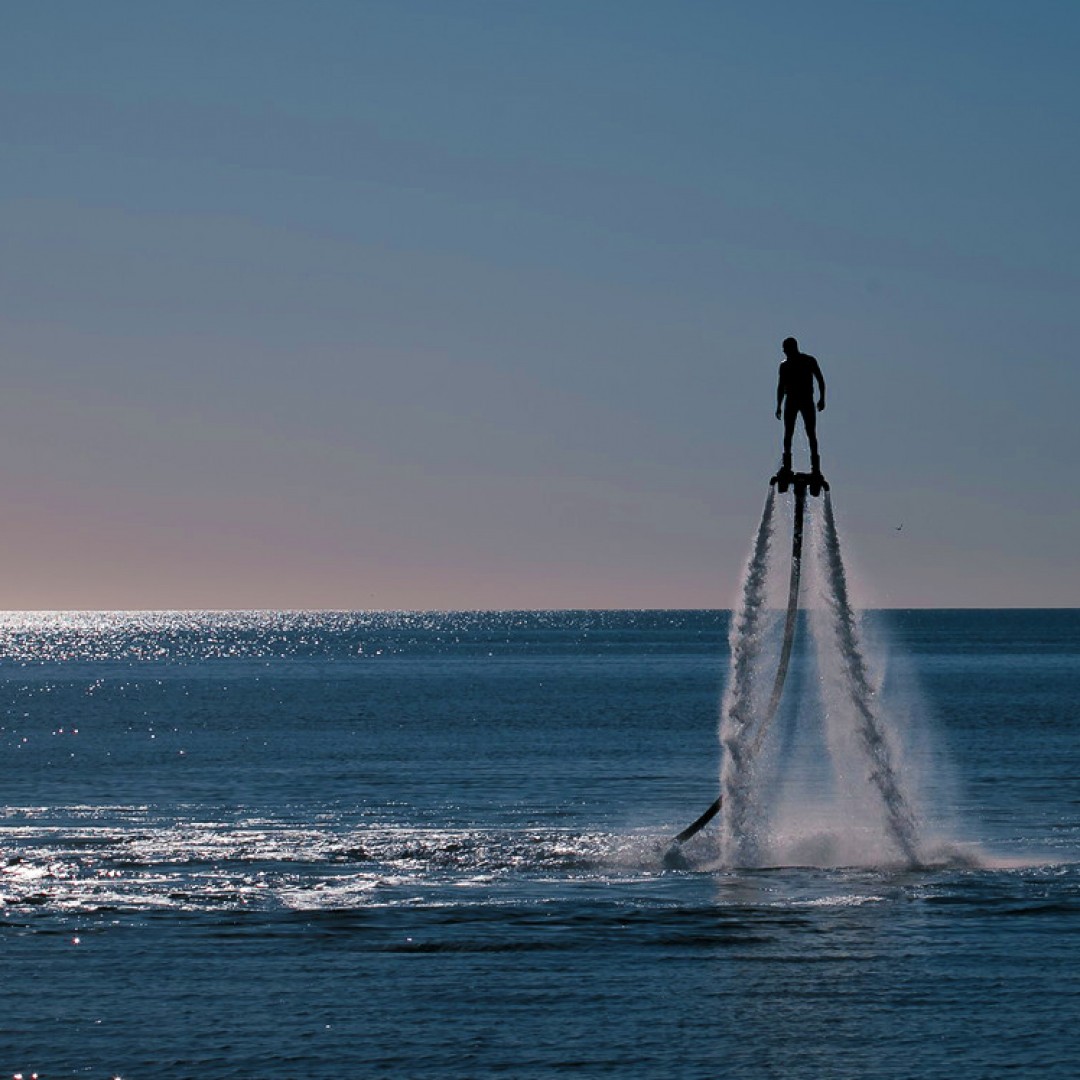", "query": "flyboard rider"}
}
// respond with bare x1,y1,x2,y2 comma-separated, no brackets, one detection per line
775,336,826,478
